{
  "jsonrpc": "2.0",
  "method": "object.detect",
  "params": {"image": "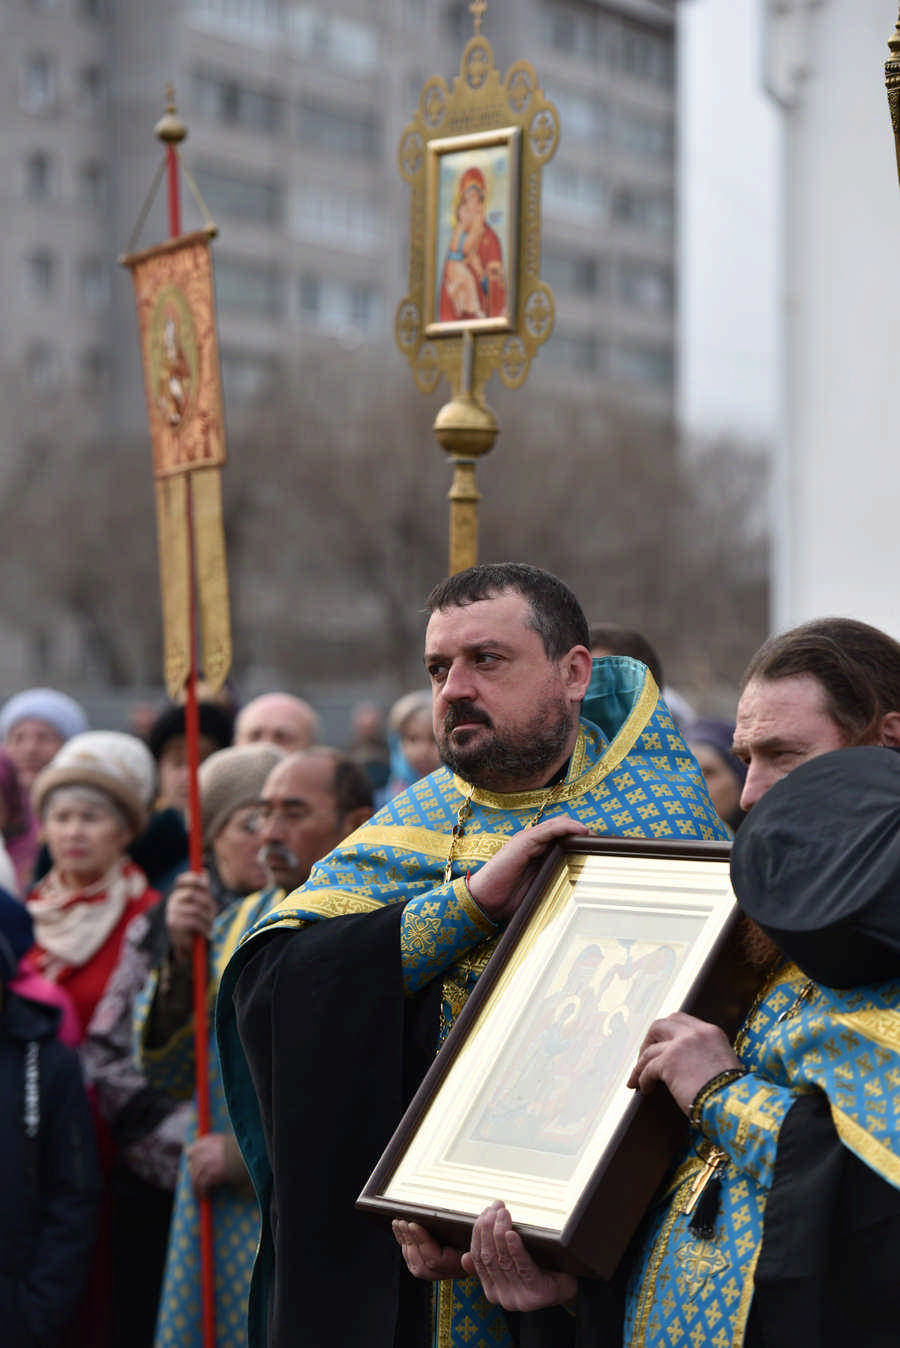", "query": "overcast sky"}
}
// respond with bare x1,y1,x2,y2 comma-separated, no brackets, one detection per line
678,0,780,445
